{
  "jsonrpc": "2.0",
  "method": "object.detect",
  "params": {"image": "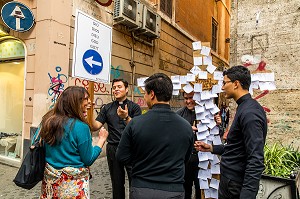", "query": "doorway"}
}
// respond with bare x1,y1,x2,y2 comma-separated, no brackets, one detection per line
0,38,25,165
